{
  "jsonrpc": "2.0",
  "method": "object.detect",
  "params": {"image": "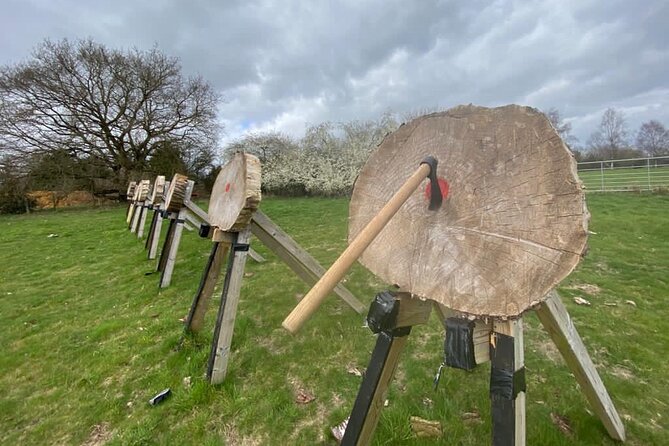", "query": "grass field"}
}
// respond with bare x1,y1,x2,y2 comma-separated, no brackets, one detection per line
1,194,667,445
578,166,669,192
